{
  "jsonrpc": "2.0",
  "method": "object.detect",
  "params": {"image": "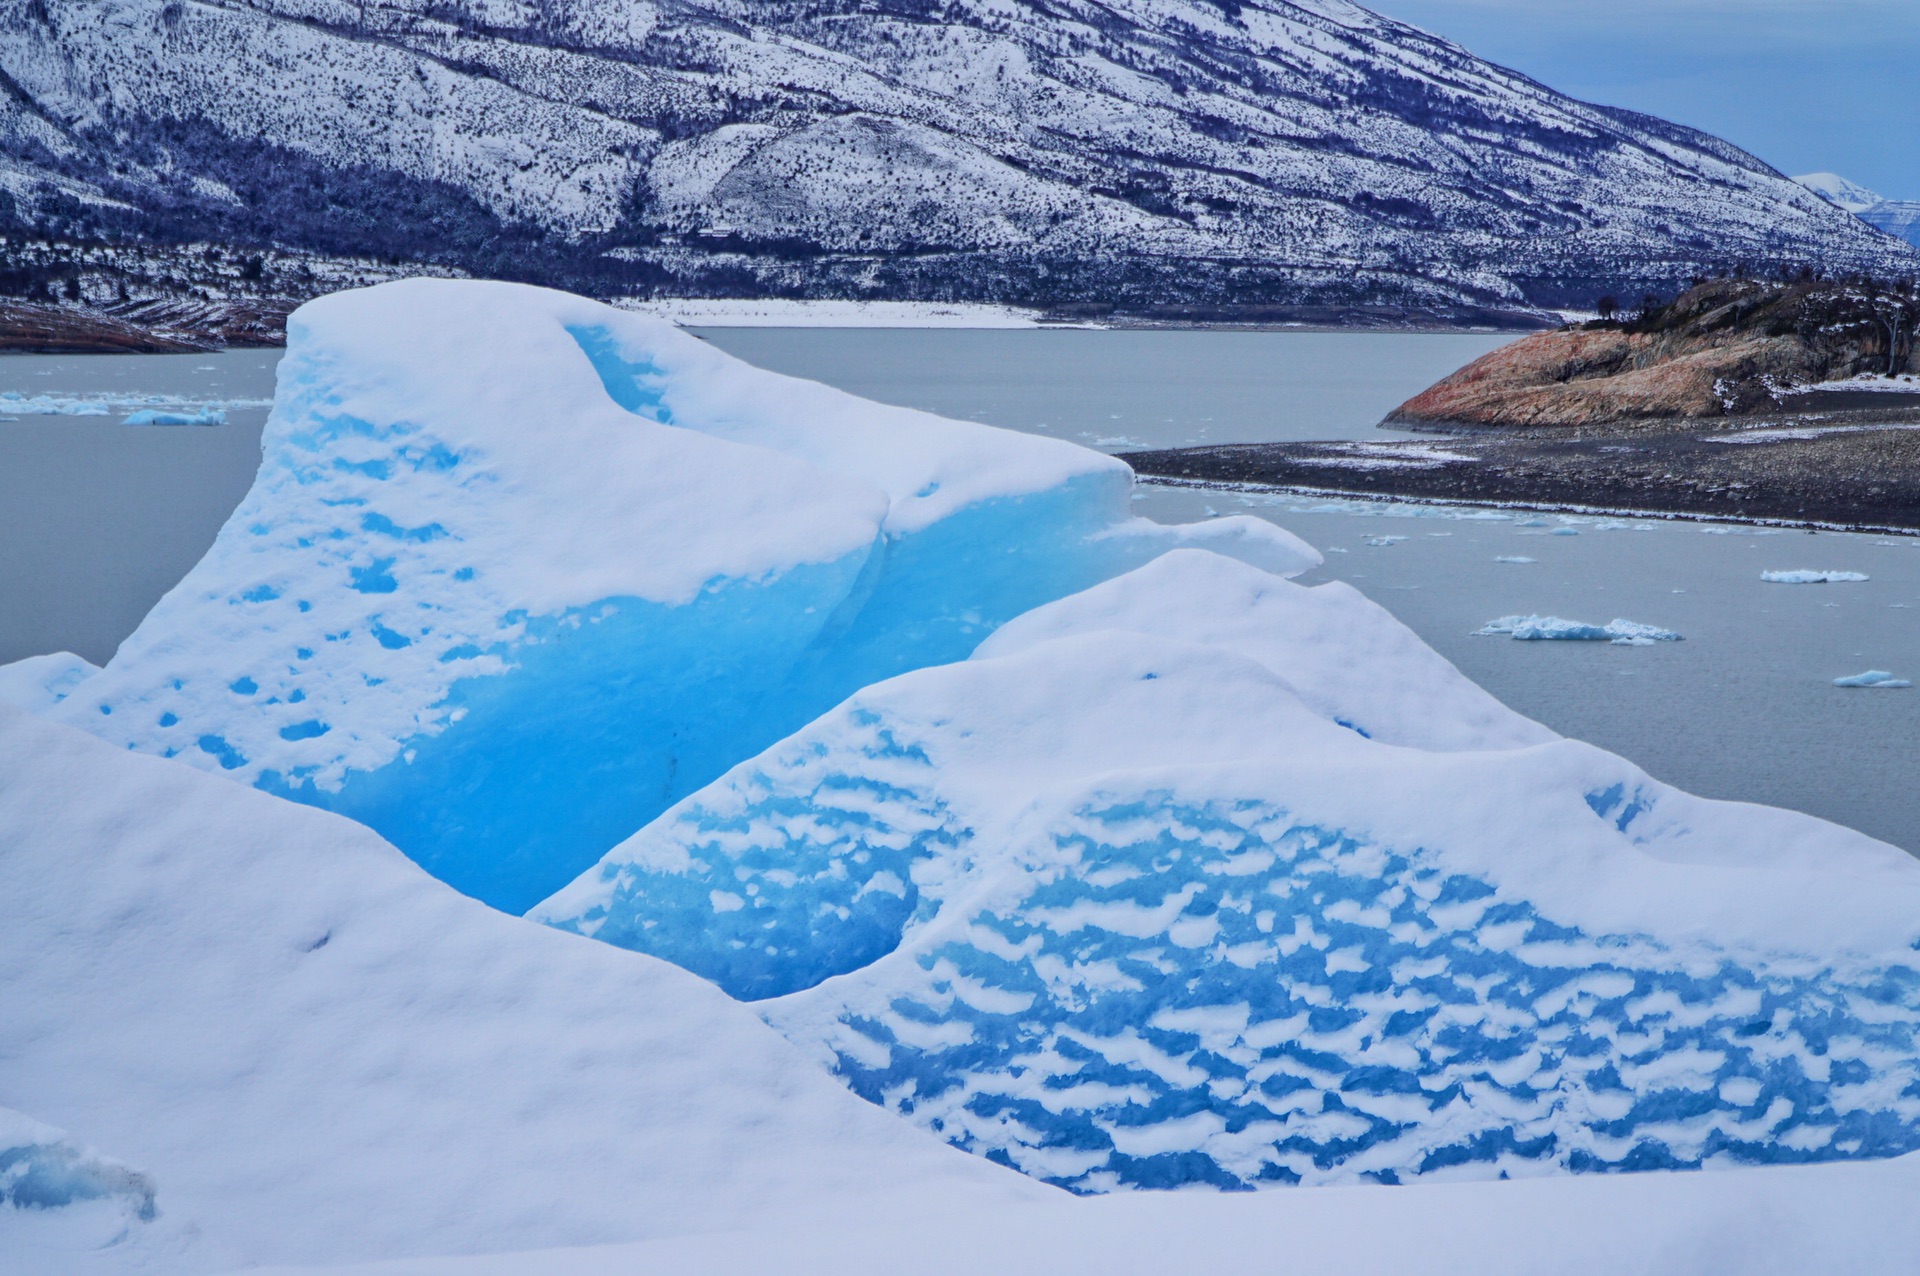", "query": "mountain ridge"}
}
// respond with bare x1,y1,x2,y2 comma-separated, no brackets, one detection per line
1,0,1914,315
